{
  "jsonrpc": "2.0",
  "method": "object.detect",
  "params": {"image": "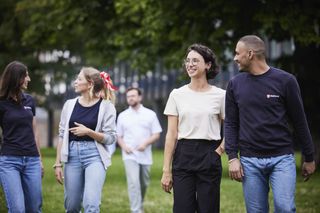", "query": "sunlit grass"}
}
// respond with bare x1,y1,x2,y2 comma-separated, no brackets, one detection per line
1,149,319,212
